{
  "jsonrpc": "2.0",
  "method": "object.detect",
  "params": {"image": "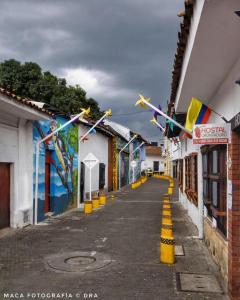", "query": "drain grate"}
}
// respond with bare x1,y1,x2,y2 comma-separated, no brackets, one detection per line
175,245,185,256
177,273,222,293
45,251,111,273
